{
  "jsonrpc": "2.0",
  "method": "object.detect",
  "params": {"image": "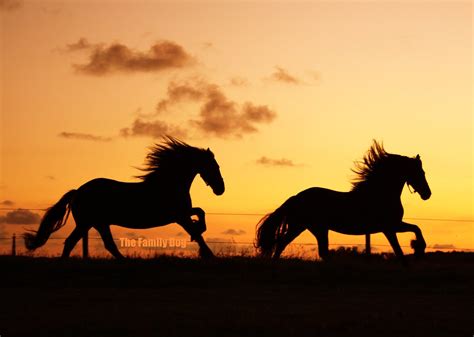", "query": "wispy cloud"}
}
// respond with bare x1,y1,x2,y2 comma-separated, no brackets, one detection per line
70,40,195,75
0,200,14,206
222,229,246,236
58,132,112,142
0,0,22,11
65,37,94,52
432,244,456,250
0,209,41,225
229,77,249,87
120,119,188,139
256,156,298,167
270,66,301,85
